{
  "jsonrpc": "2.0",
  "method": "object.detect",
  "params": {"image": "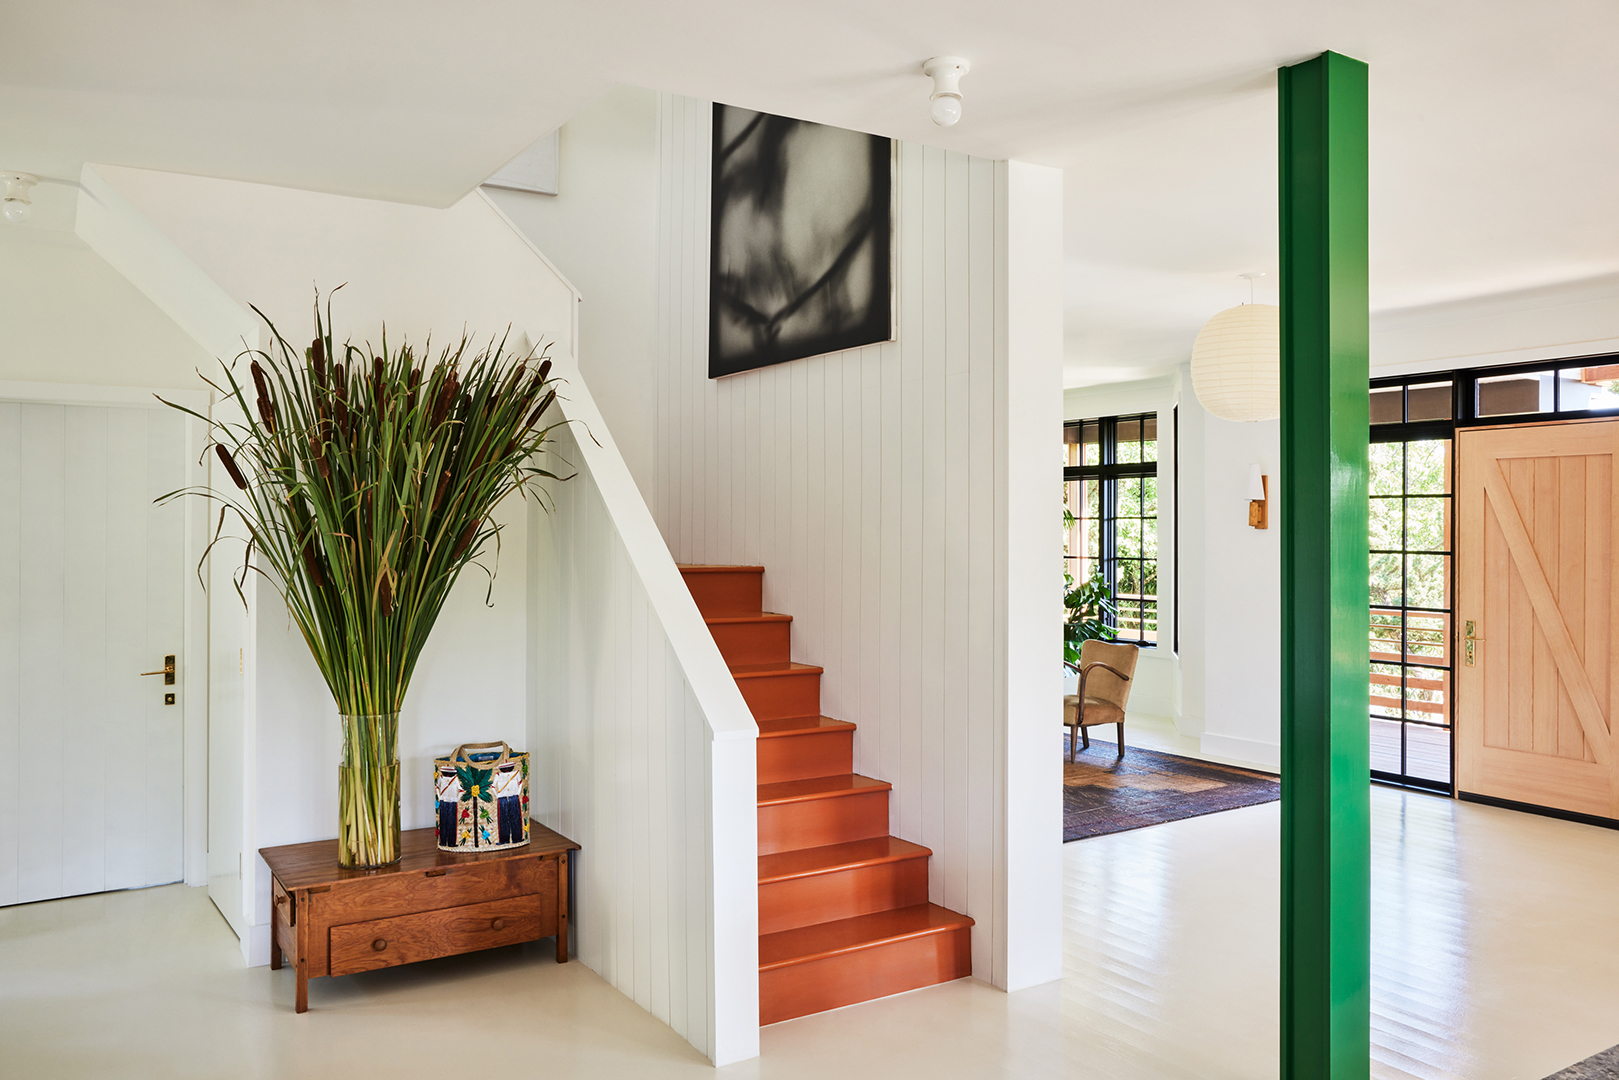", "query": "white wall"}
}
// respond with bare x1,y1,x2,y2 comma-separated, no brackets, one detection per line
647,95,1064,991
1371,271,1619,375
0,231,214,387
1190,389,1281,768
484,85,661,504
